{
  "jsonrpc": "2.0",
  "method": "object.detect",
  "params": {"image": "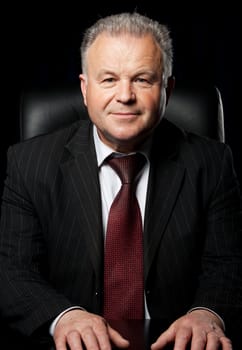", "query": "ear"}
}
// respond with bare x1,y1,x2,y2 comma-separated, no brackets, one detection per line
165,76,175,106
79,73,88,106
